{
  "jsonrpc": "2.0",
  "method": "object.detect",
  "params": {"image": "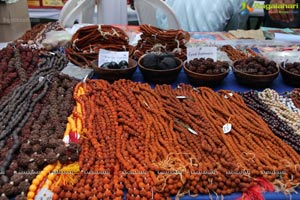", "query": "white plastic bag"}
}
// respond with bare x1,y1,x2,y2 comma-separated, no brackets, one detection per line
42,30,72,50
